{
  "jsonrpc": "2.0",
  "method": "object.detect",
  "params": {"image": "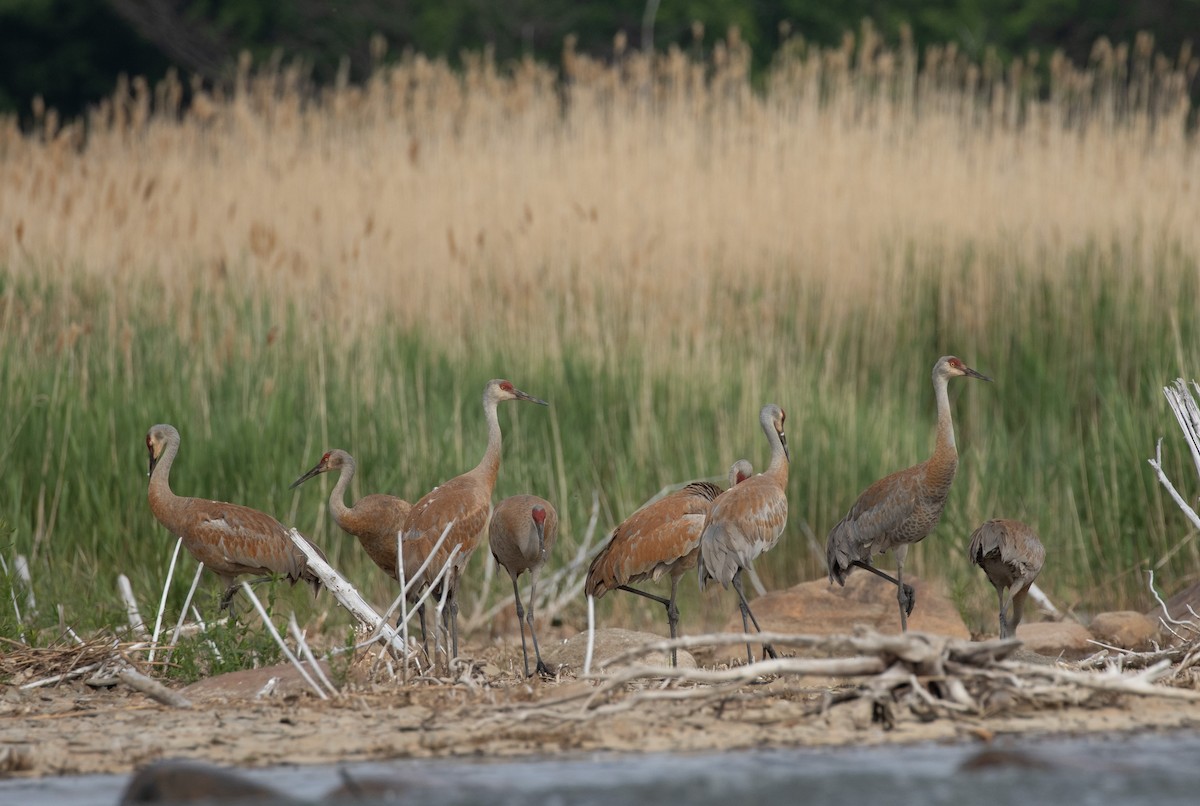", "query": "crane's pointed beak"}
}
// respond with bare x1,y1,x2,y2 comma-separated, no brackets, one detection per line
289,462,325,490
964,365,992,382
535,519,546,562
148,451,158,477
780,430,790,463
514,388,549,406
